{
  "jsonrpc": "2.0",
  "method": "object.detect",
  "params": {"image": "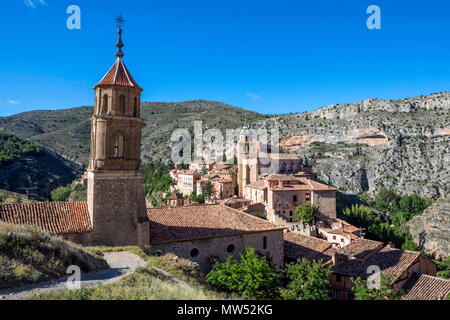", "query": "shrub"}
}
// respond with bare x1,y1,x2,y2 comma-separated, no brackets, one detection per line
295,203,318,224
51,186,71,202
206,247,280,299
352,275,400,300
281,258,331,300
